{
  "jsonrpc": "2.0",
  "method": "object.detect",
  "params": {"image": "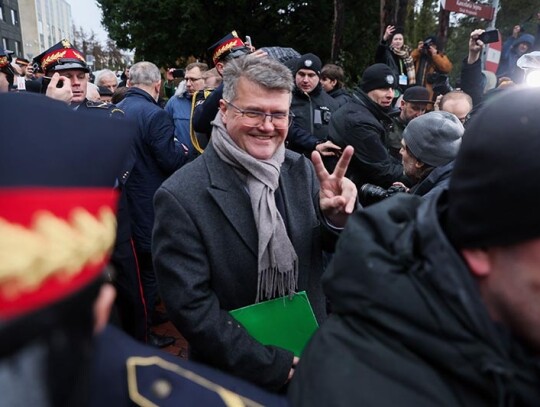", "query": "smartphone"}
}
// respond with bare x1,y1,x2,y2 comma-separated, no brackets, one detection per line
245,36,252,47
40,76,64,94
479,29,500,44
172,68,185,78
